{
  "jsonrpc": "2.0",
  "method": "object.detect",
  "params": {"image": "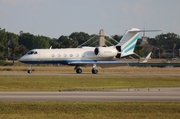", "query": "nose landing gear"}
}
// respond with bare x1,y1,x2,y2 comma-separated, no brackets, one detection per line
27,70,32,74
92,68,98,74
27,64,33,74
